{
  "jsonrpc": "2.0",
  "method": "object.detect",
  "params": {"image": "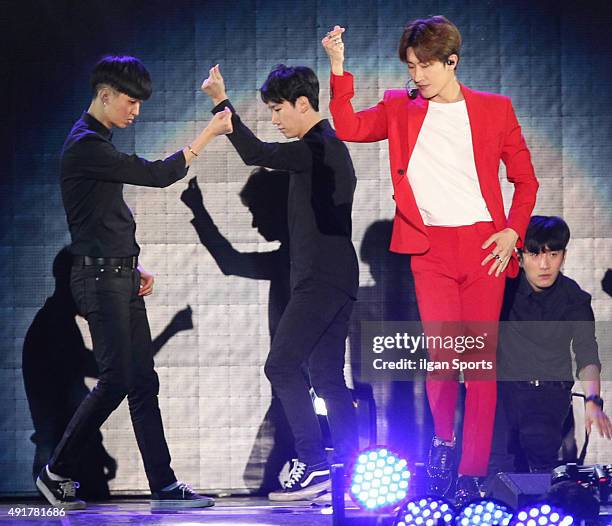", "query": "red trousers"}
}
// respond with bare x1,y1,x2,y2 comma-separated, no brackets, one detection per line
410,222,505,476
